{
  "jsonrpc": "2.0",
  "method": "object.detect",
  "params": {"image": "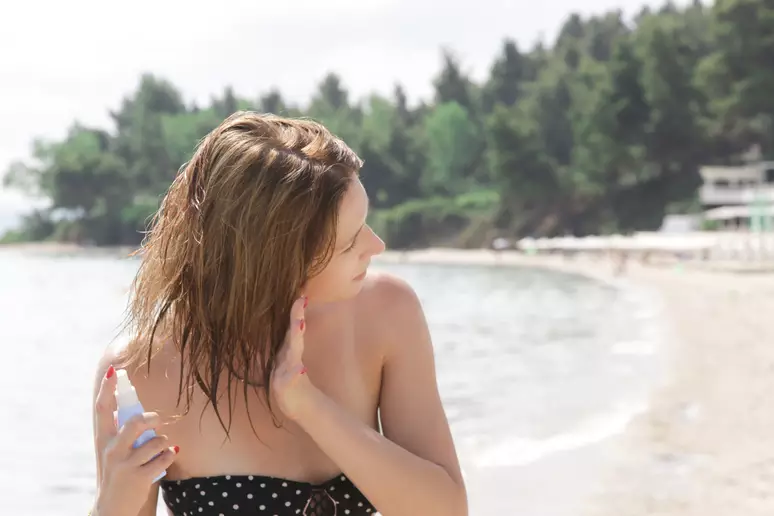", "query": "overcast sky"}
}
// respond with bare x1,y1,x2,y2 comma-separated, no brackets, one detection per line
0,0,689,221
